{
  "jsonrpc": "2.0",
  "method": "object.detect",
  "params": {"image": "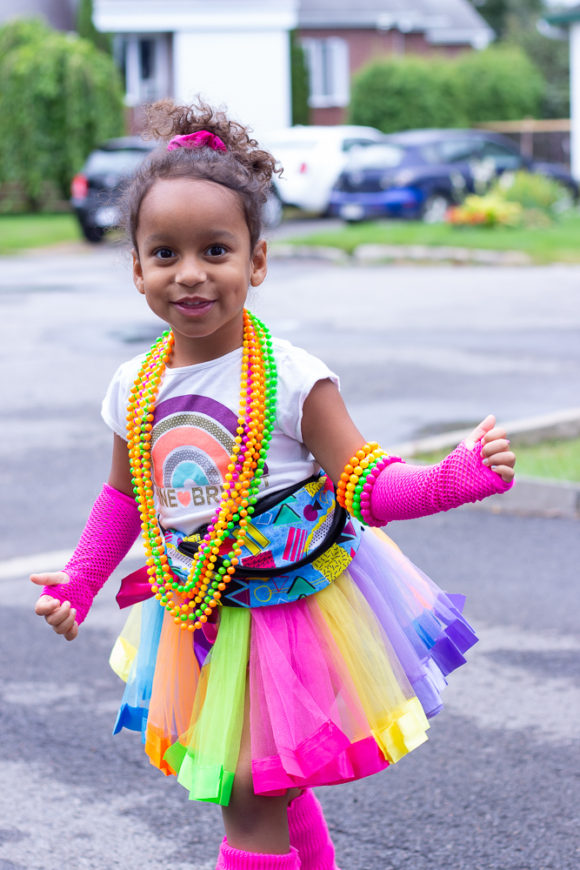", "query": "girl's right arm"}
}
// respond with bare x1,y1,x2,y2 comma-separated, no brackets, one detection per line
31,435,141,640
